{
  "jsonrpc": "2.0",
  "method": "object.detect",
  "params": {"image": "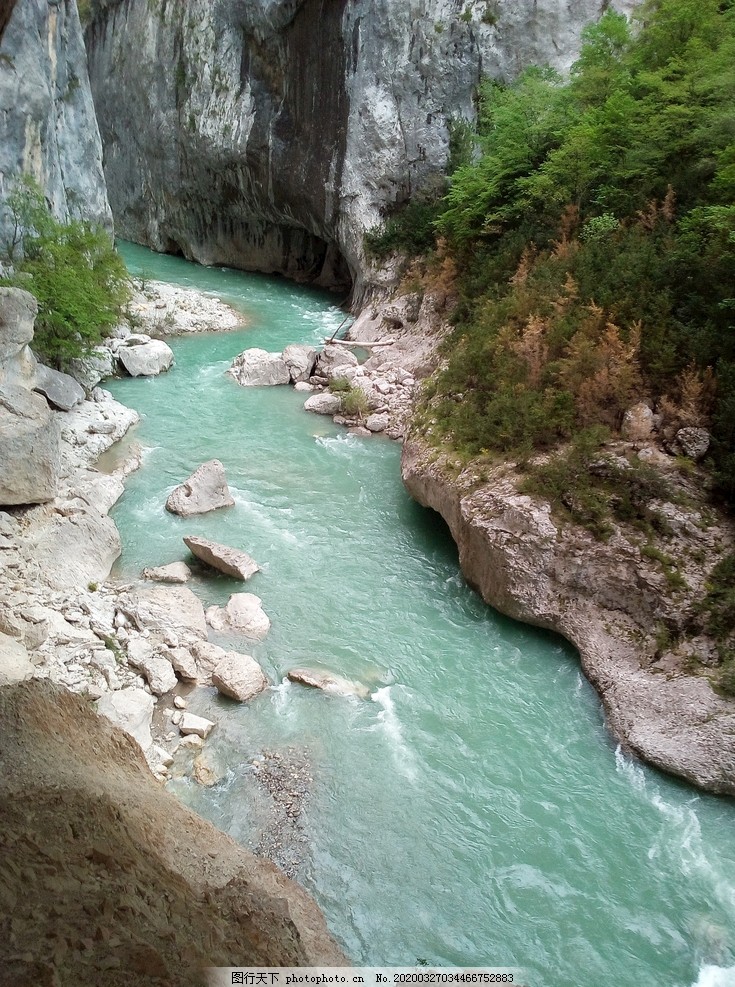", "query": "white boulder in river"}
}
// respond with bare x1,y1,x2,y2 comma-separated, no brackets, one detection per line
183,535,260,580
205,593,270,639
227,348,290,386
211,651,269,702
117,335,174,377
287,667,371,699
165,459,234,516
304,393,341,416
